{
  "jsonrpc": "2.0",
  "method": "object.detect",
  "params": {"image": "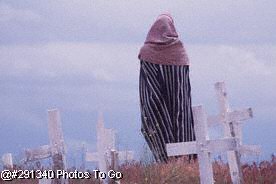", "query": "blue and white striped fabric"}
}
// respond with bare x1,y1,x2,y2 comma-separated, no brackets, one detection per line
139,60,196,162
